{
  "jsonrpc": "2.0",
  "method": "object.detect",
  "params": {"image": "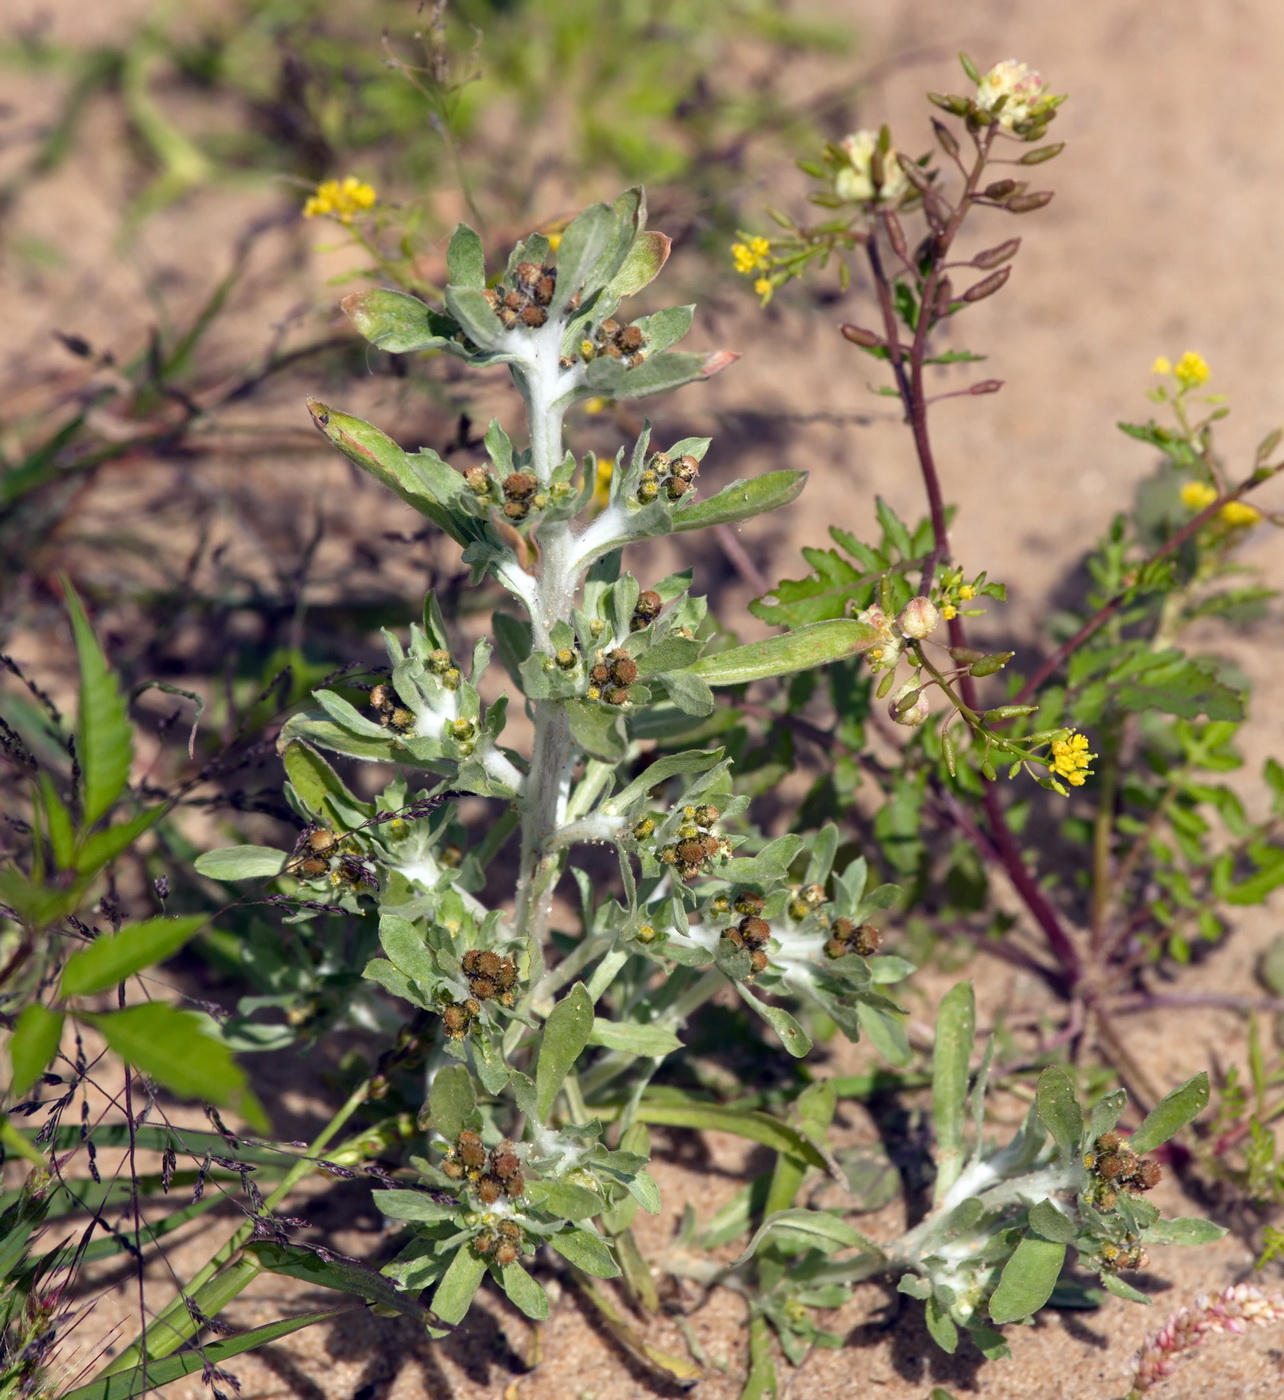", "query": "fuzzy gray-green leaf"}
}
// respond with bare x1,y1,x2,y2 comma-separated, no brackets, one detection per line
672,470,807,534
1035,1064,1083,1160
1128,1073,1210,1154
535,982,594,1120
932,982,975,1204
692,619,883,686
988,1234,1066,1324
